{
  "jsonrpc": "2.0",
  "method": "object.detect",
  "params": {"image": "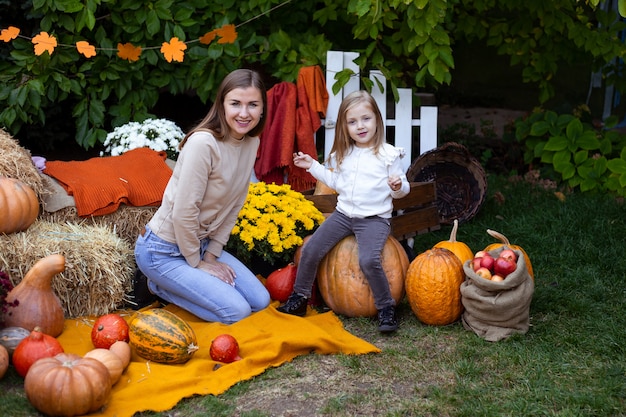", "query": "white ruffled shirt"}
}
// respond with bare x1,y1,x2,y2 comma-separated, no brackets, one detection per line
308,143,410,218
